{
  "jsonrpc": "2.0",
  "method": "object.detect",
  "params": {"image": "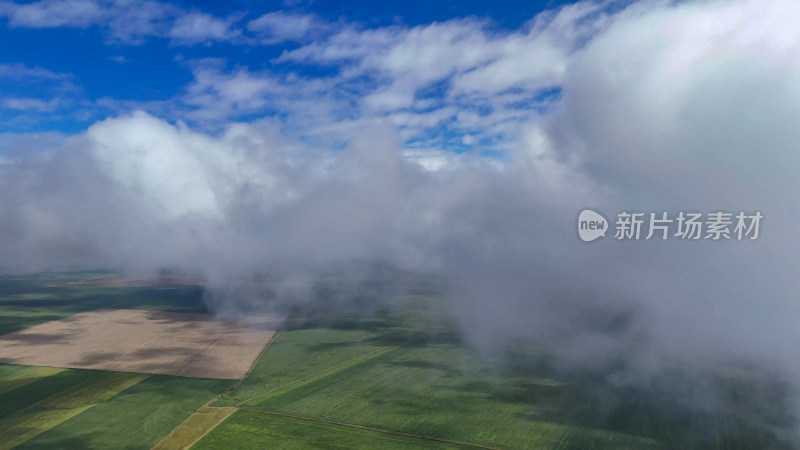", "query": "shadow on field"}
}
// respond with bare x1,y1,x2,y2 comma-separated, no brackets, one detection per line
272,313,798,449
16,436,93,450
72,352,120,366
0,315,64,337
0,281,209,337
0,330,77,346
483,354,800,449
388,359,462,376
